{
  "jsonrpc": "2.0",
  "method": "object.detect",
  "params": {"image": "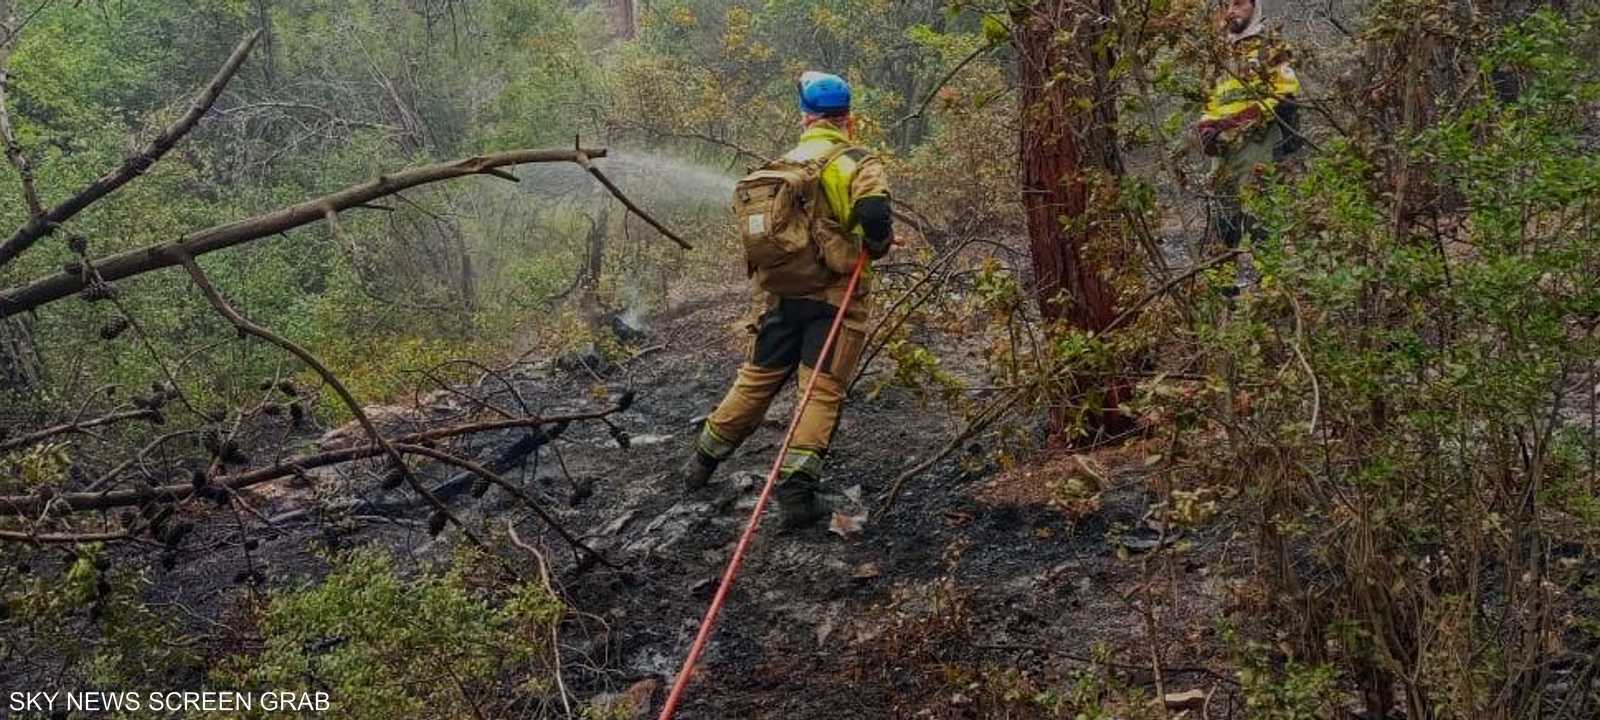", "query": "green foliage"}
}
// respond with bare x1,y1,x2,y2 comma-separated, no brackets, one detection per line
1,545,203,696
1237,662,1338,719
24,0,1600,715
0,0,632,419
1133,10,1600,715
617,0,990,155
878,338,963,405
1217,622,1339,718
579,701,641,720
0,442,71,492
213,547,563,719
